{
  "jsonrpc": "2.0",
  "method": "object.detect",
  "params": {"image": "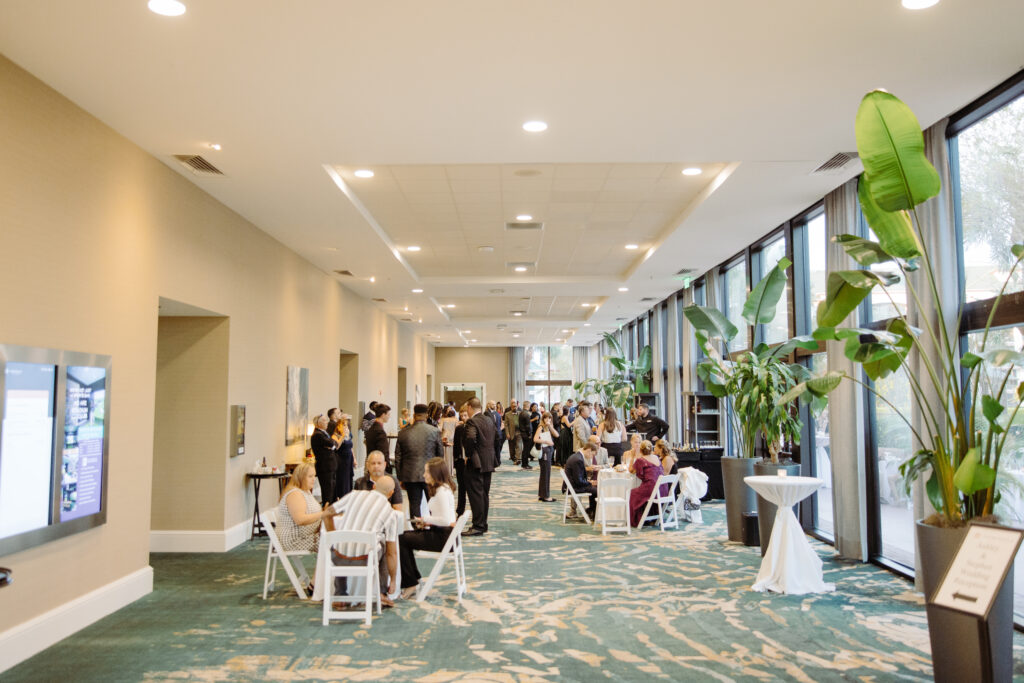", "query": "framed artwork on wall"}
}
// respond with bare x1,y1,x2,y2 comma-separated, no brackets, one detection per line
285,366,308,446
